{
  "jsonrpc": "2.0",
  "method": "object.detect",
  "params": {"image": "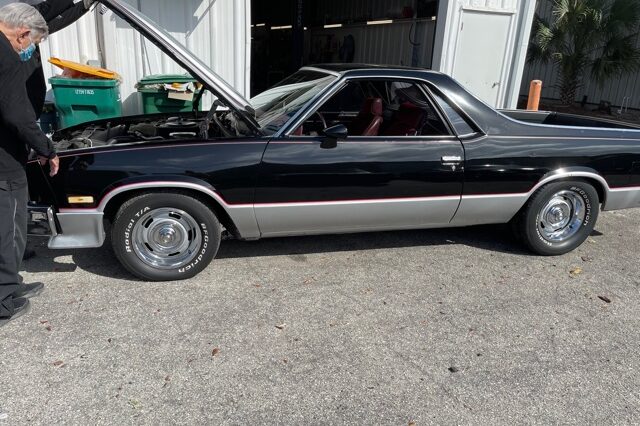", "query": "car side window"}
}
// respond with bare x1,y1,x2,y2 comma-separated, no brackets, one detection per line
429,89,476,136
296,79,451,137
